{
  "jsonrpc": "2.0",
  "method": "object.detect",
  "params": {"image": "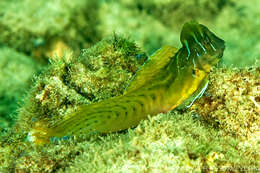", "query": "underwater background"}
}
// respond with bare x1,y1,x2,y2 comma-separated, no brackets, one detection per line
0,0,259,172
